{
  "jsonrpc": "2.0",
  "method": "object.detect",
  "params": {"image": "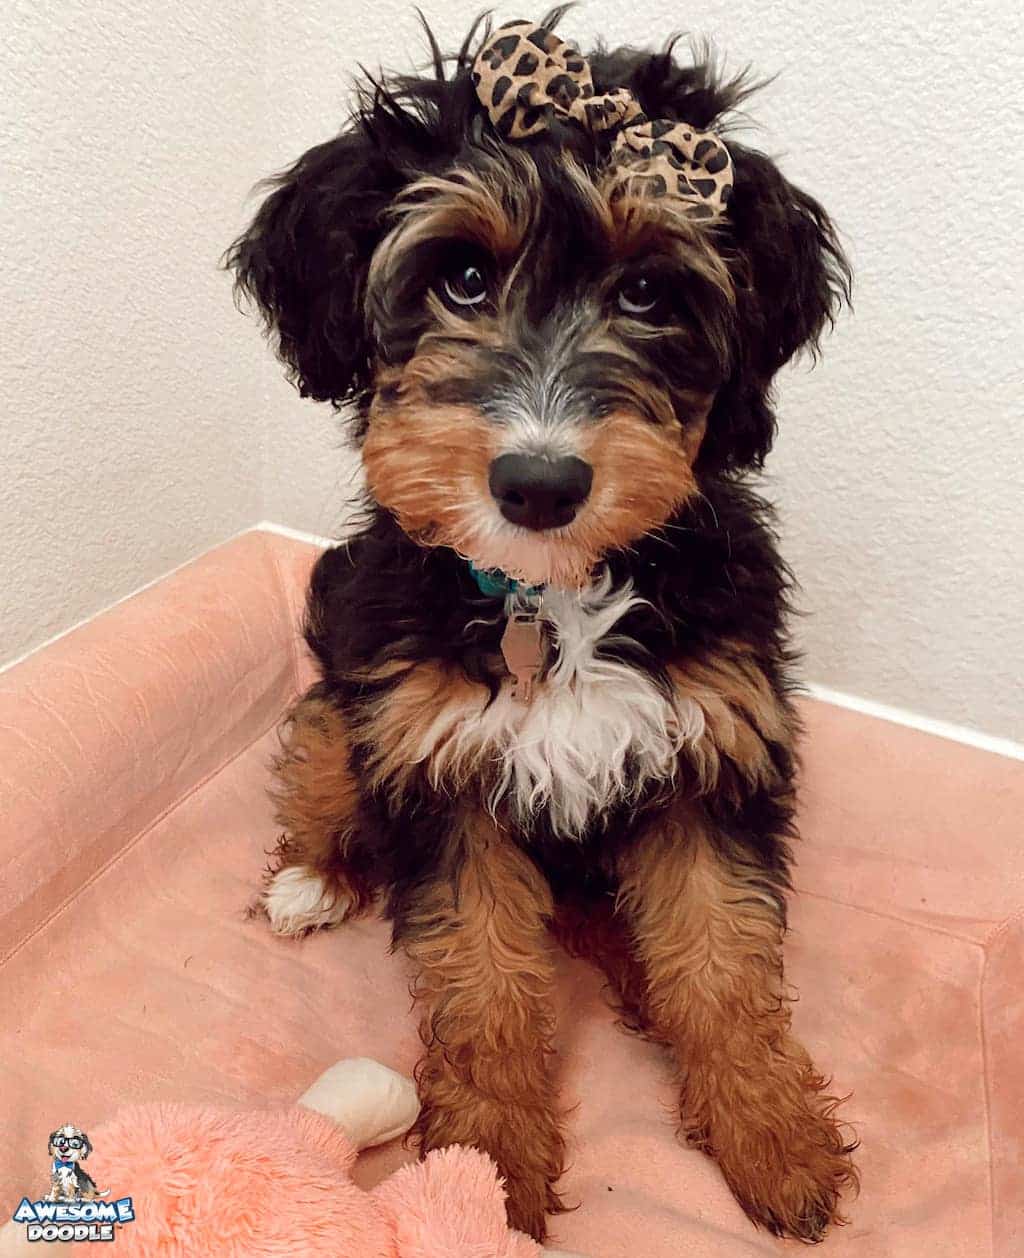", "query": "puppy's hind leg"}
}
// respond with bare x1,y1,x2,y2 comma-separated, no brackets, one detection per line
255,689,372,937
